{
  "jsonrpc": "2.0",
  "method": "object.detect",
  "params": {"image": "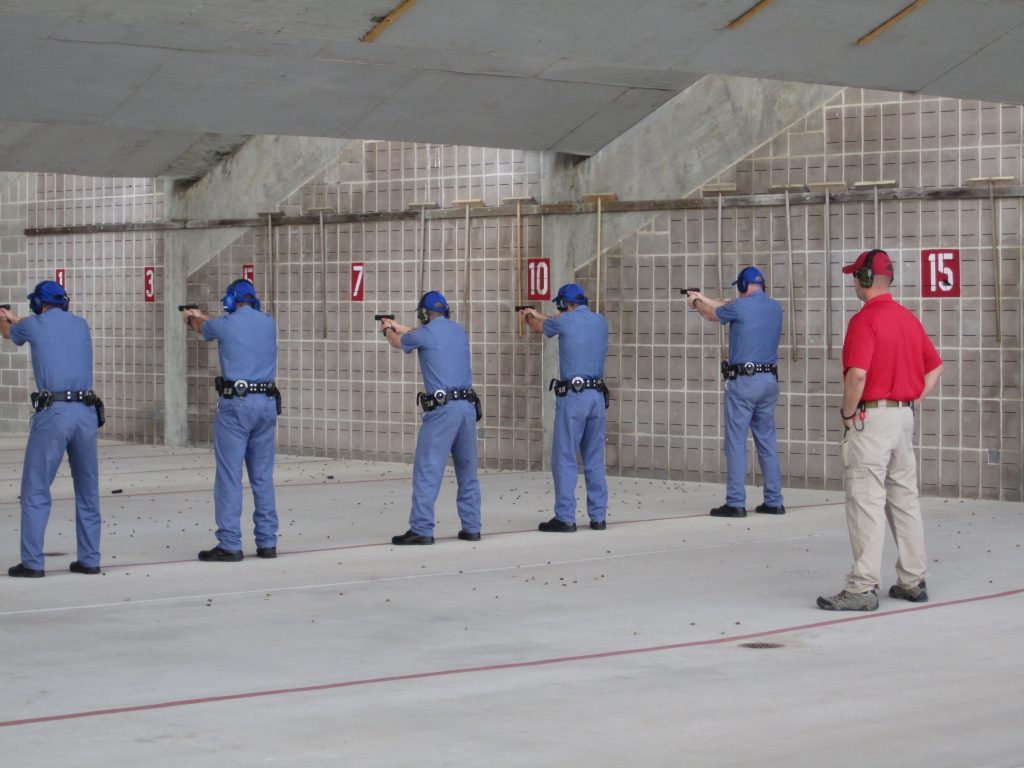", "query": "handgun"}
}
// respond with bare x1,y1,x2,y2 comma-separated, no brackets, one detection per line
514,305,536,313
679,288,701,295
178,303,200,311
375,313,395,337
